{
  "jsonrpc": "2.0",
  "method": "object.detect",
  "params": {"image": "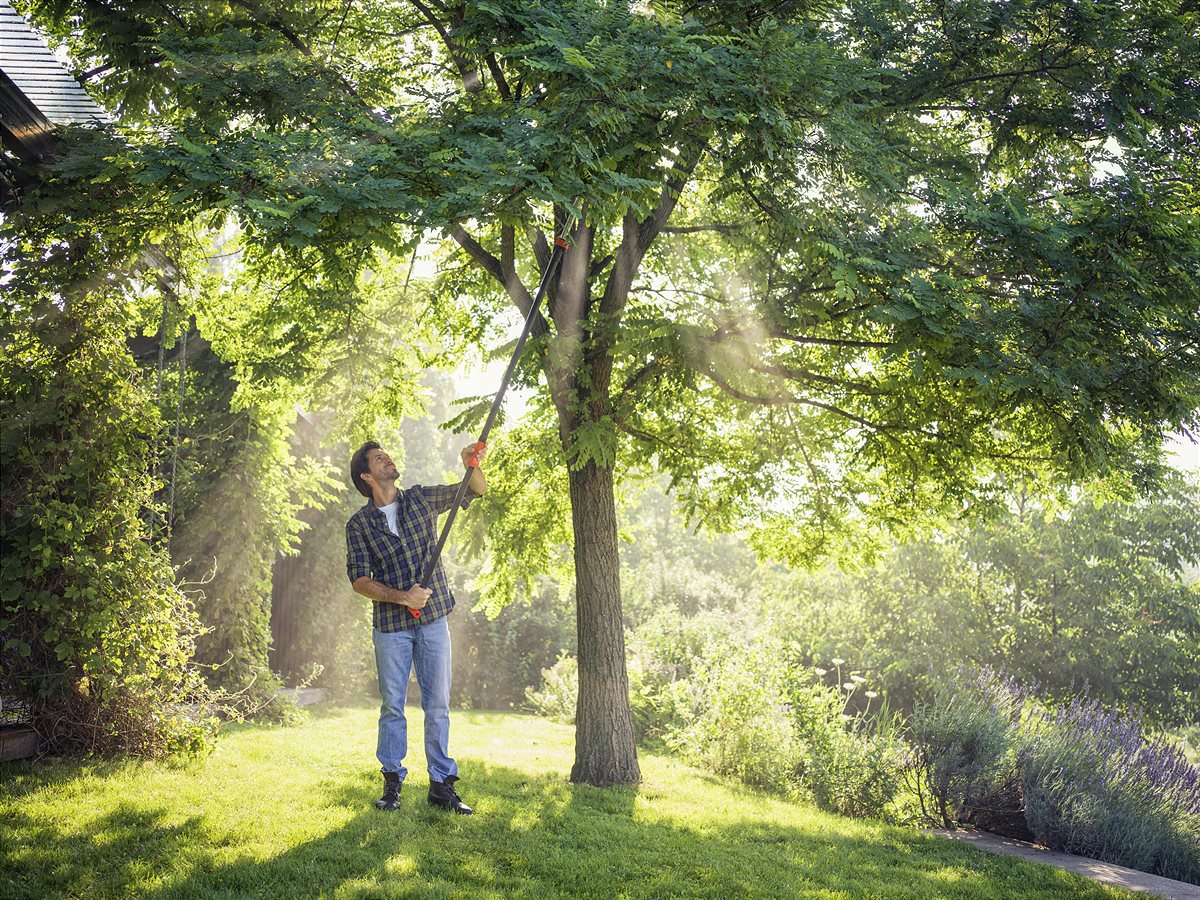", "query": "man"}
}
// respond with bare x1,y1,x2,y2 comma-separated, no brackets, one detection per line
346,440,486,815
